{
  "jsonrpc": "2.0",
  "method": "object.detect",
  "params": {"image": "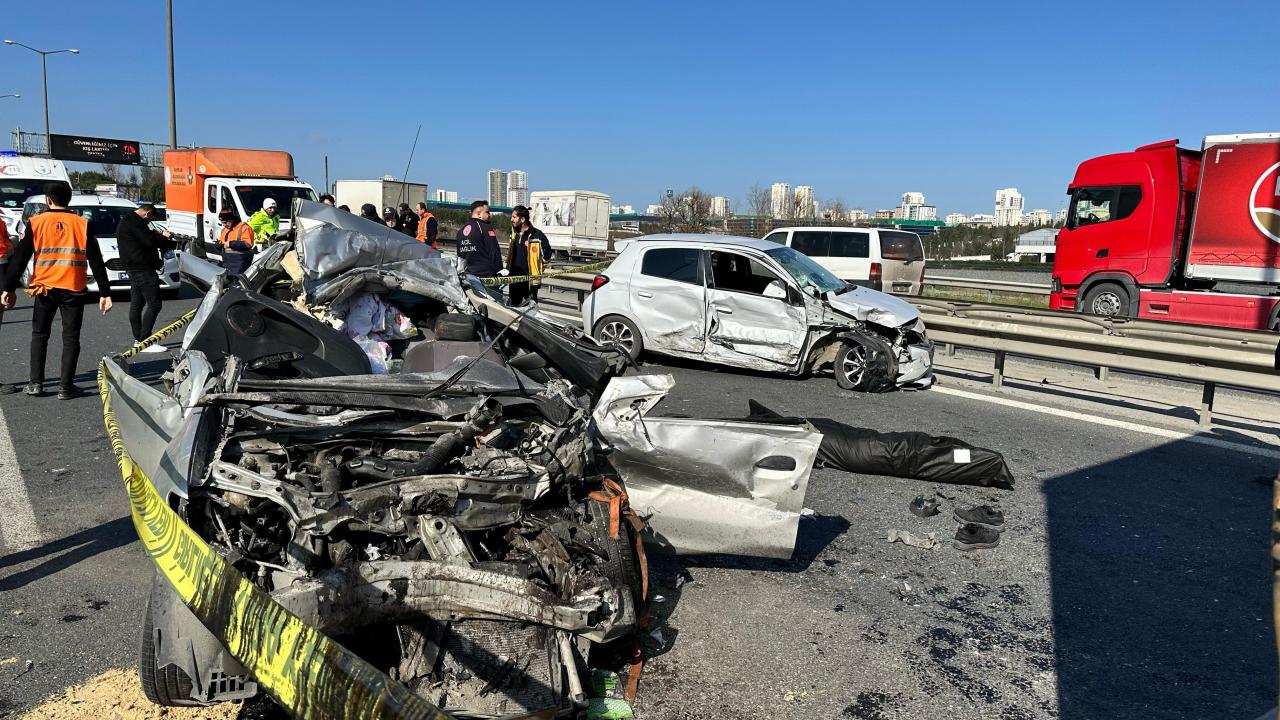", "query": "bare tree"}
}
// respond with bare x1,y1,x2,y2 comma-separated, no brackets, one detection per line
655,193,682,231
99,163,124,183
679,186,713,233
822,199,849,226
741,183,772,236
